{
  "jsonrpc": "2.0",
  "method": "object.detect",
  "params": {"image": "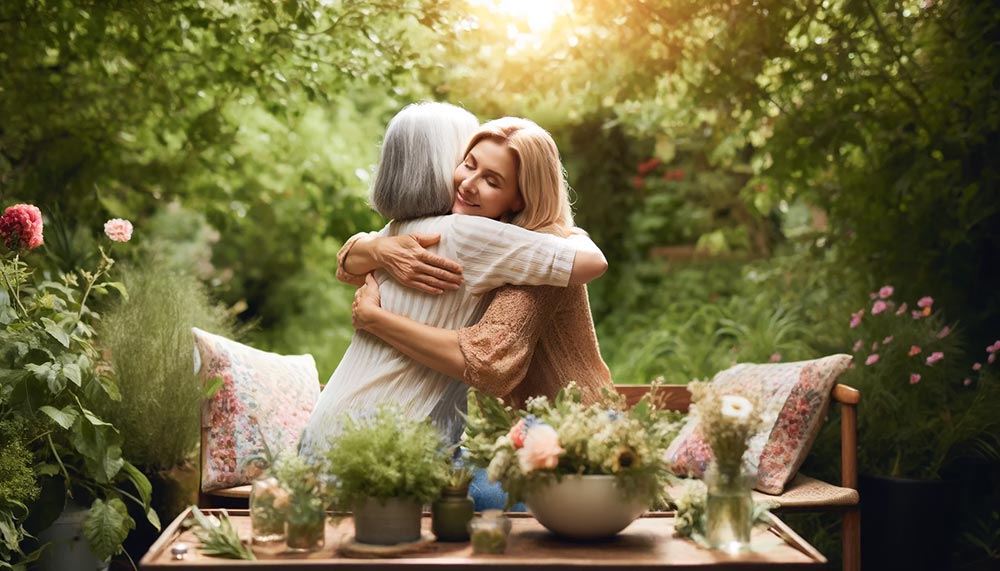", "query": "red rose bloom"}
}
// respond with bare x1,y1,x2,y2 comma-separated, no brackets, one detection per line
0,204,44,251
